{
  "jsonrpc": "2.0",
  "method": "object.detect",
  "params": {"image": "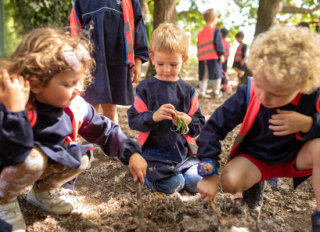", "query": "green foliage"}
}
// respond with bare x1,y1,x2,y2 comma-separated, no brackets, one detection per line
234,0,320,29
4,0,73,56
6,0,73,35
